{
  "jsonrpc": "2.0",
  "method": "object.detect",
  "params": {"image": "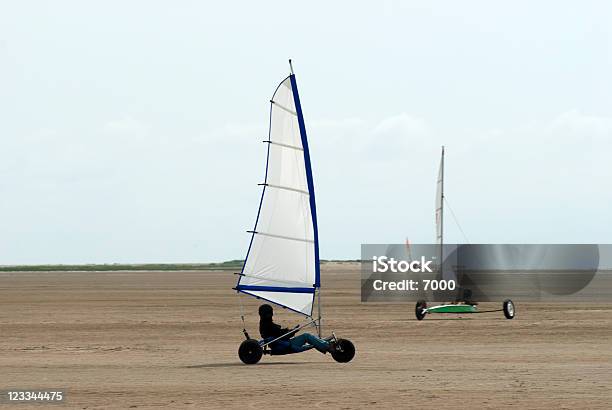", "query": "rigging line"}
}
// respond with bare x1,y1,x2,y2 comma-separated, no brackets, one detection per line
443,197,470,244
235,288,247,333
